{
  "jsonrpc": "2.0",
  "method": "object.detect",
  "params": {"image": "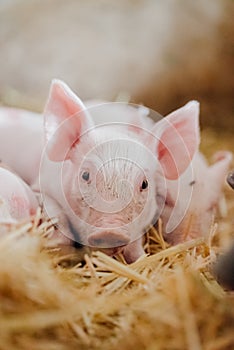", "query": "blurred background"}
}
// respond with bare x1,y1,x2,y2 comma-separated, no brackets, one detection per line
0,0,233,129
